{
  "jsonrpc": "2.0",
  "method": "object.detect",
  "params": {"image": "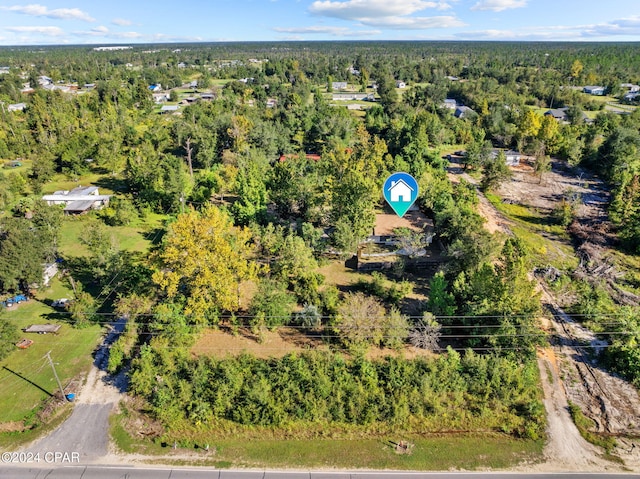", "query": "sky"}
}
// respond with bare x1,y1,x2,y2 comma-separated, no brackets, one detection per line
0,0,639,45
